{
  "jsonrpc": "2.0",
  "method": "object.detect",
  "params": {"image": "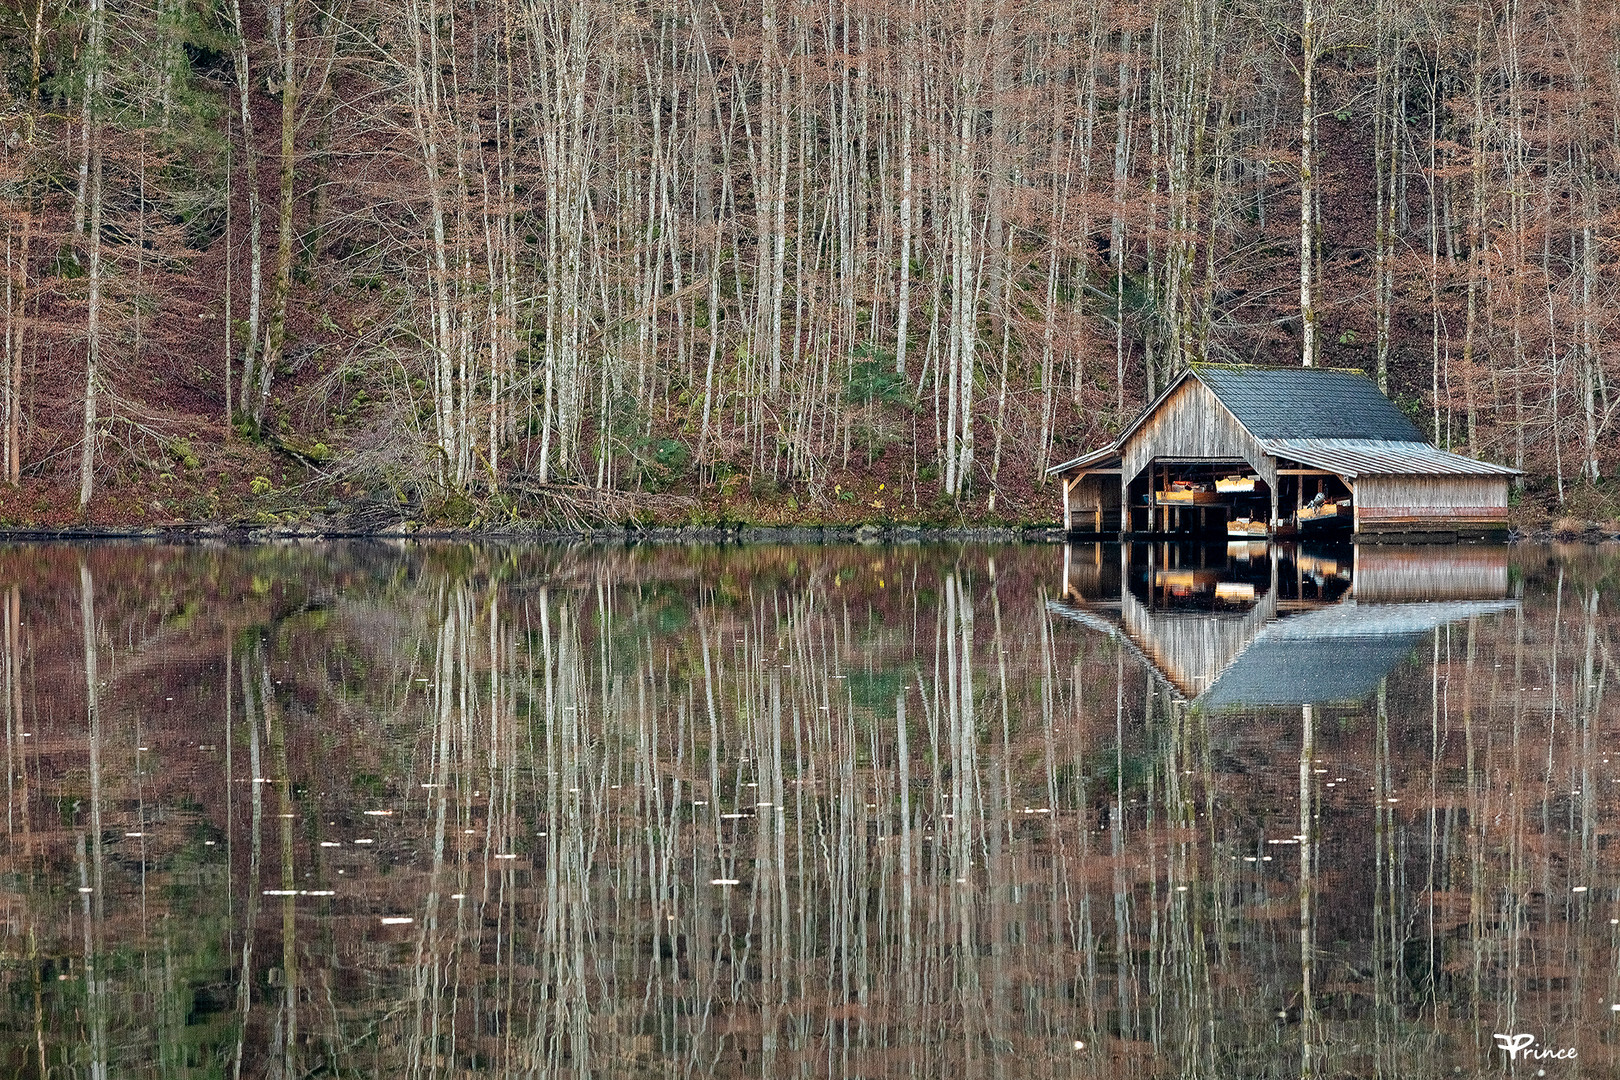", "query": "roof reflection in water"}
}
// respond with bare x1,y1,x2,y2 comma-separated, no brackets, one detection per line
1050,541,1518,708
